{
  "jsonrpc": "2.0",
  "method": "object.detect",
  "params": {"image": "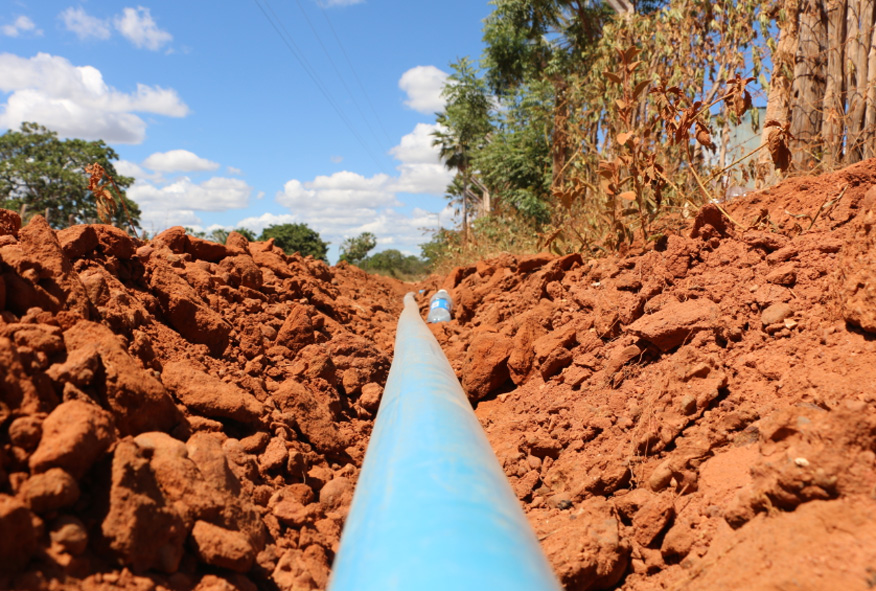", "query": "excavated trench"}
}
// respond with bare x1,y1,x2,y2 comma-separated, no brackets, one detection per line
1,159,876,591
